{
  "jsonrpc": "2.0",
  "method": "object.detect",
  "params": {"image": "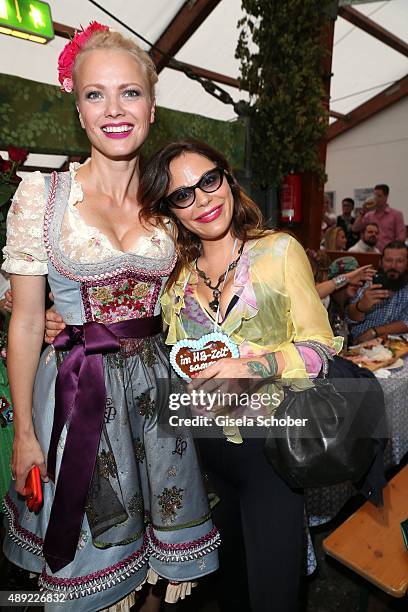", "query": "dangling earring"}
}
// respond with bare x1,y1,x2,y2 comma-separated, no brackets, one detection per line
150,100,156,124
77,109,85,129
